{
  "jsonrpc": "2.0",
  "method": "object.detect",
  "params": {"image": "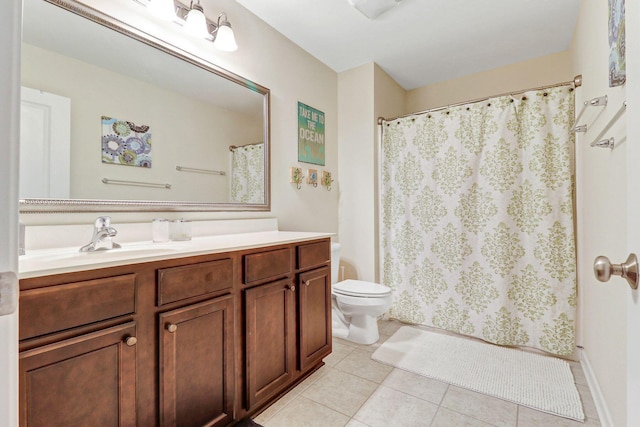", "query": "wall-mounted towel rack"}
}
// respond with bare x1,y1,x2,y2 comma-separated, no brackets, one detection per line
590,101,626,150
175,166,226,176
102,178,171,189
572,95,608,133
